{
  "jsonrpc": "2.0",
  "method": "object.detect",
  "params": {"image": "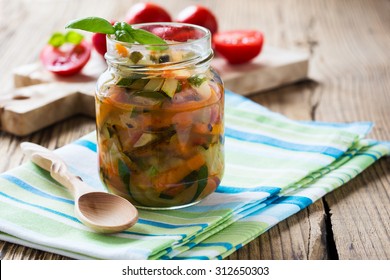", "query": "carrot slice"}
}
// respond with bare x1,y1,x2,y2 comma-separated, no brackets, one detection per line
186,153,205,170
153,153,206,192
115,43,129,57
